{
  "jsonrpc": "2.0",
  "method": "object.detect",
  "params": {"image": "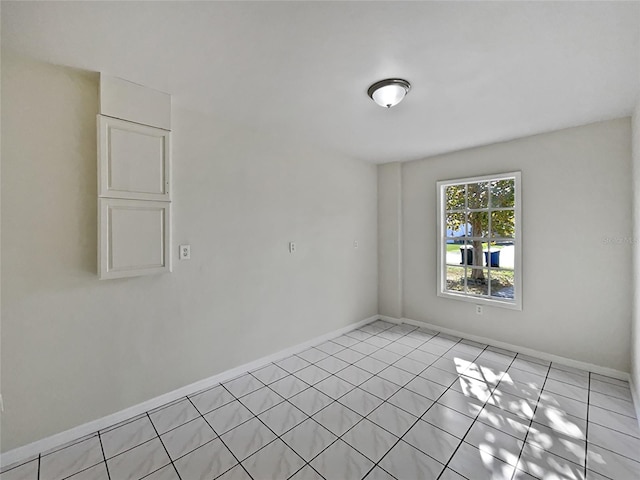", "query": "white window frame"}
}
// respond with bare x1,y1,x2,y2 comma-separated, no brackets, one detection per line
437,171,522,310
